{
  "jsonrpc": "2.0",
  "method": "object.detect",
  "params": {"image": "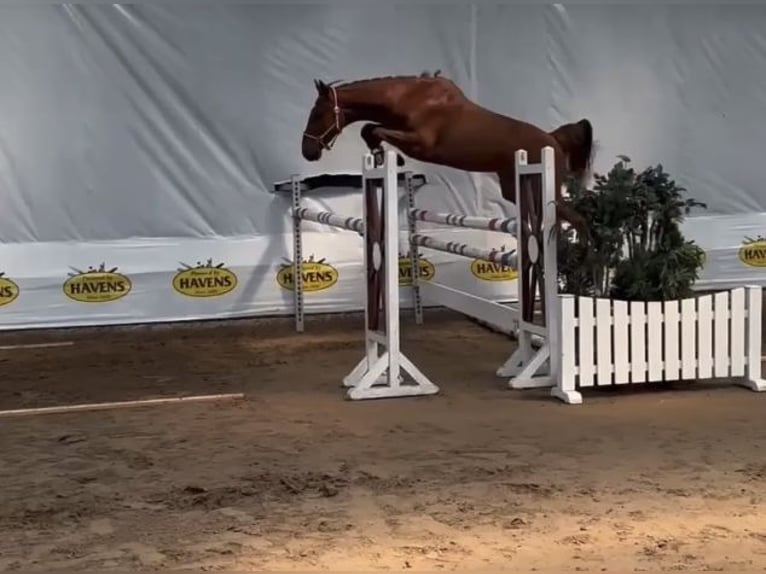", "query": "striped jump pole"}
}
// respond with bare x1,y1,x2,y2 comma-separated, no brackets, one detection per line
410,209,518,234
410,234,518,268
293,207,365,235
288,189,368,333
